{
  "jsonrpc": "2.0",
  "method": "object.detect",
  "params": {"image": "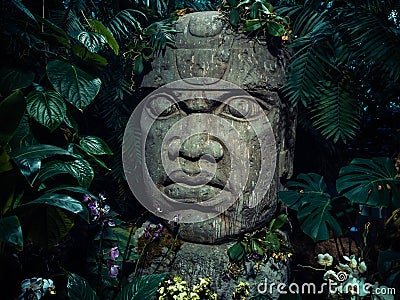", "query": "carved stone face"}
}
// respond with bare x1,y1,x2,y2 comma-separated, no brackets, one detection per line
123,11,296,243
